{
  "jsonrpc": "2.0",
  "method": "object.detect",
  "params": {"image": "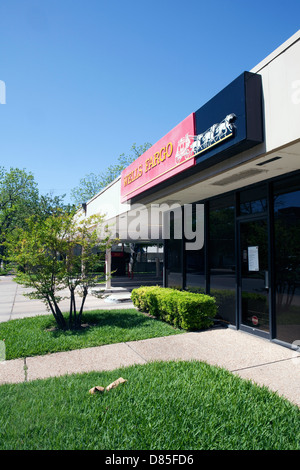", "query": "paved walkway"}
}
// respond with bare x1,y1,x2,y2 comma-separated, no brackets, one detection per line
0,276,300,408
0,275,136,323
